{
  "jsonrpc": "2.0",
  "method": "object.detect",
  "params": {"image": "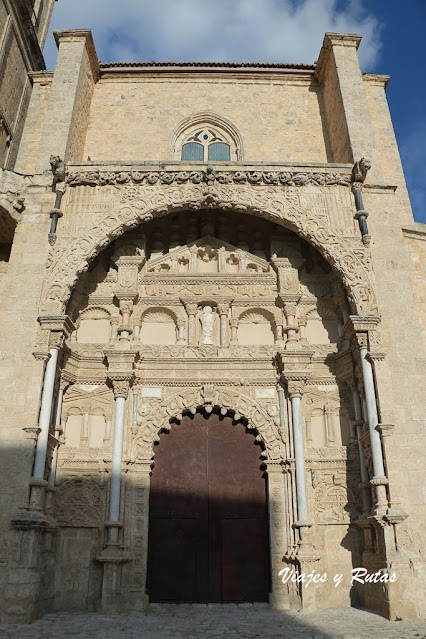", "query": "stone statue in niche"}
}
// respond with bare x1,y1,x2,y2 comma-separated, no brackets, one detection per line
200,306,215,345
